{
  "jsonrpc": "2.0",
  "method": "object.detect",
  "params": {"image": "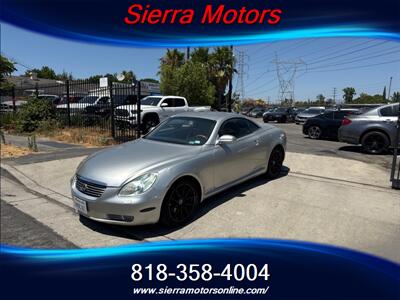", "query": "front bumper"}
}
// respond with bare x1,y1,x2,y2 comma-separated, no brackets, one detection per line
295,116,307,124
71,178,164,226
